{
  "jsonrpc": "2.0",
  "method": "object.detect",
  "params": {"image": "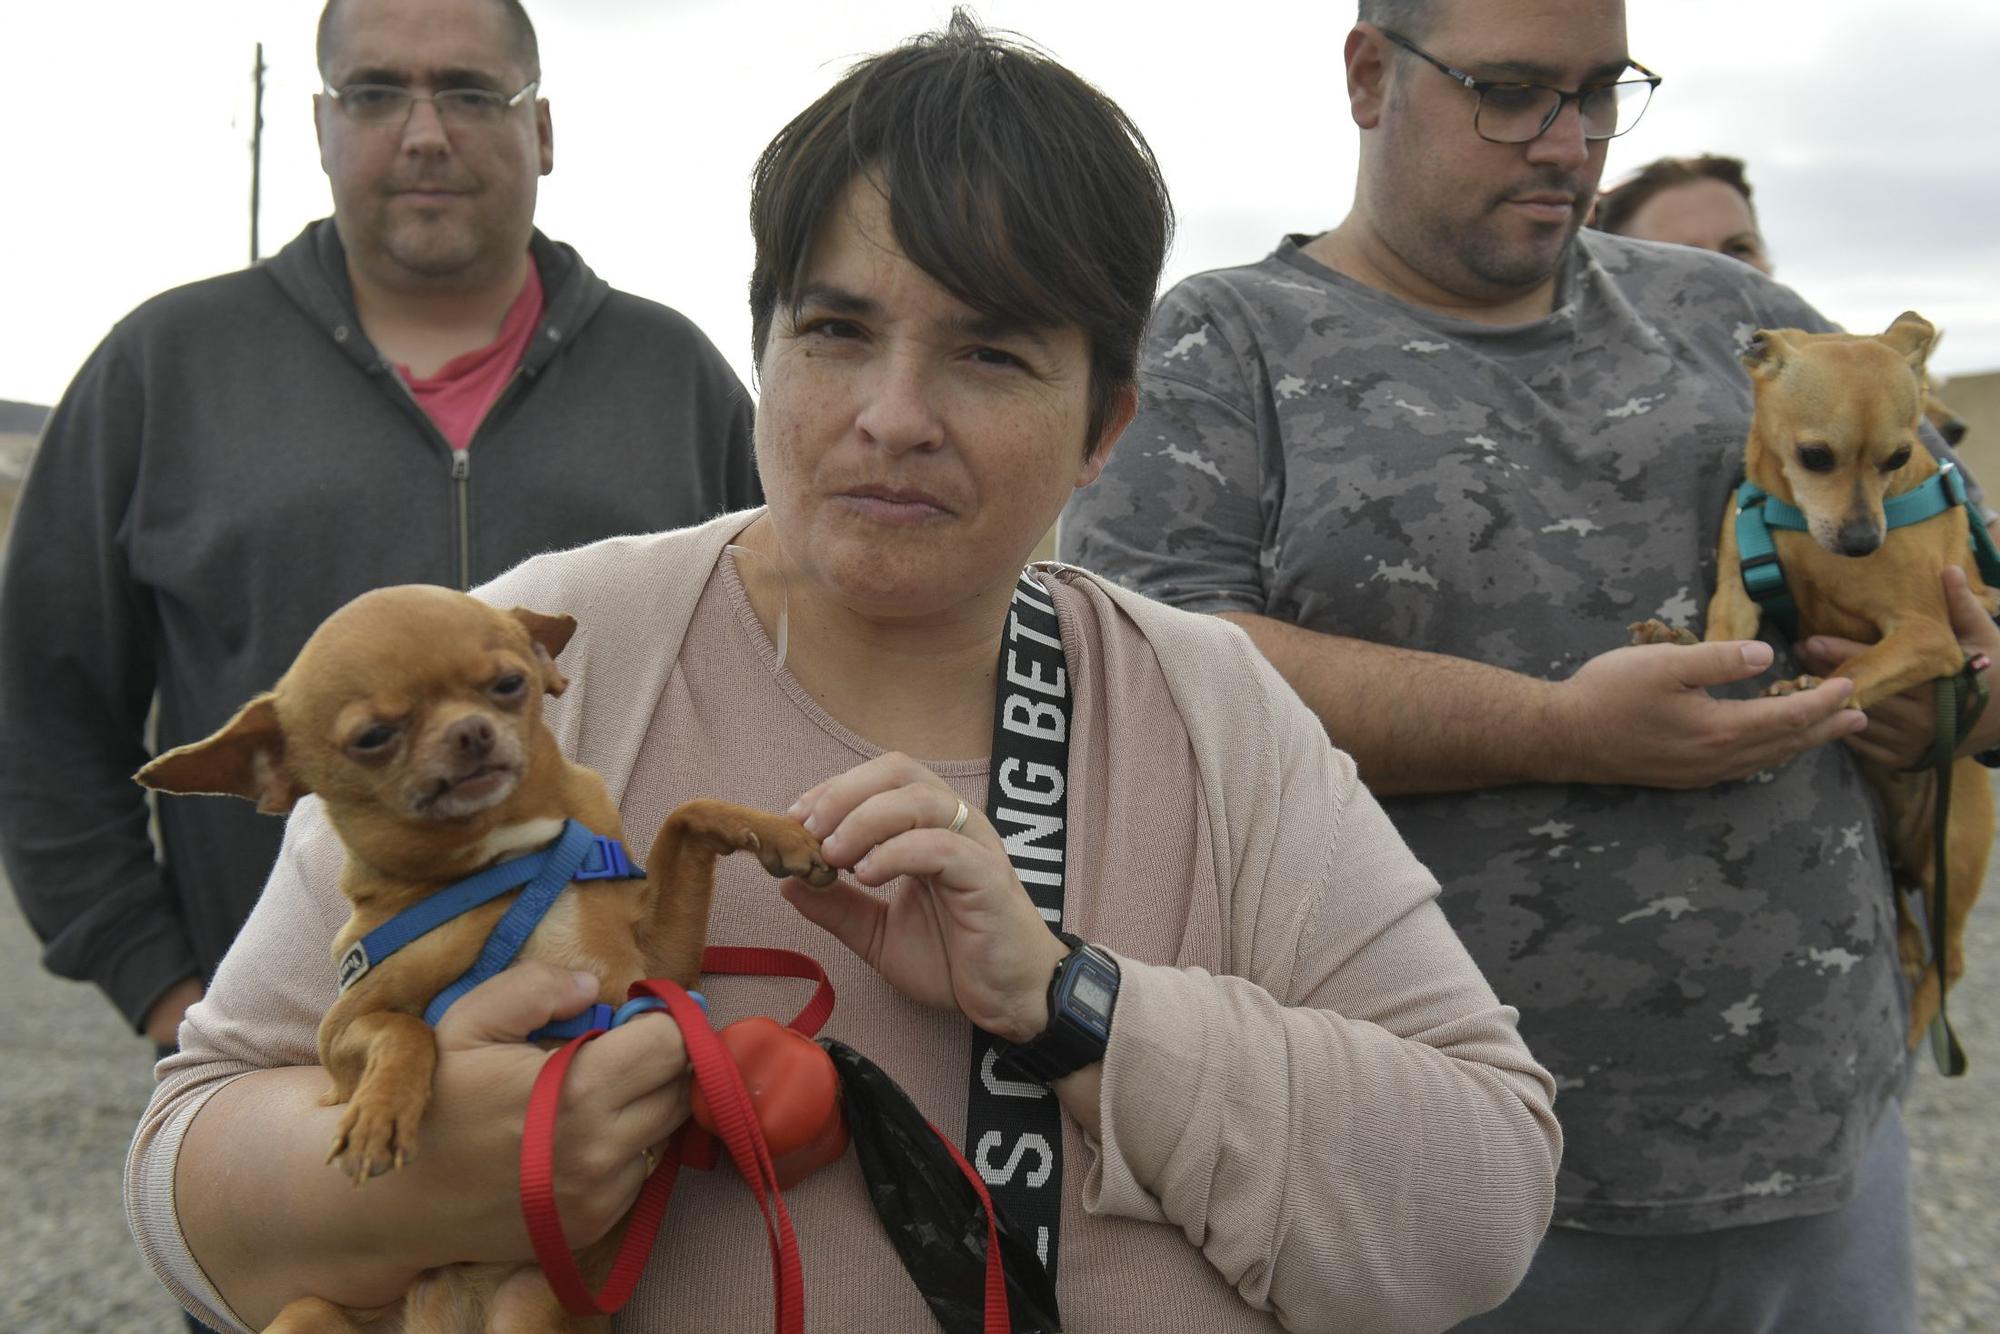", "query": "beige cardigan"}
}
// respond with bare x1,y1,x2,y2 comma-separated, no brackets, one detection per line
128,510,1559,1333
